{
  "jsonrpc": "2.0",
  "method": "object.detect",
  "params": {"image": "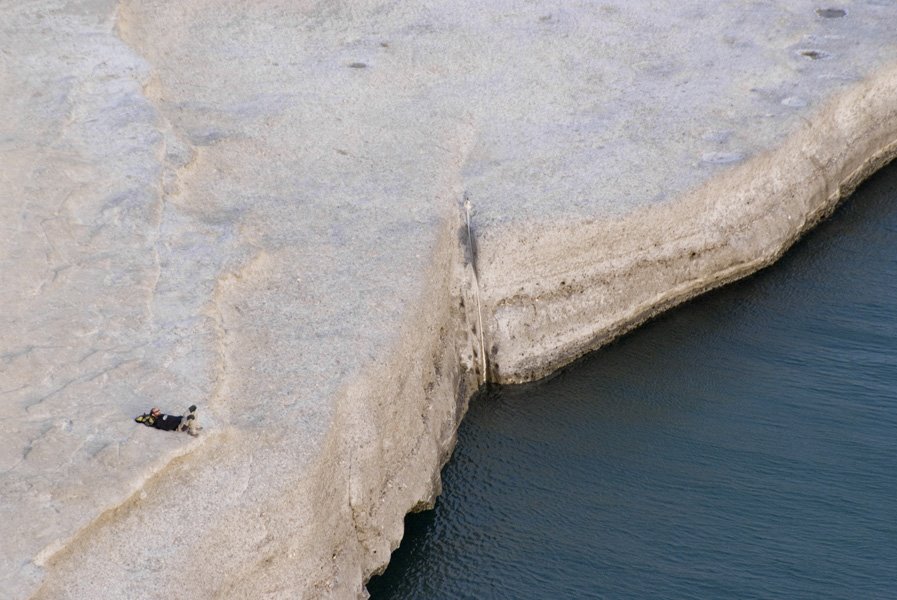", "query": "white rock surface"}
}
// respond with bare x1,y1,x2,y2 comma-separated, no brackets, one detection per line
1,1,896,598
